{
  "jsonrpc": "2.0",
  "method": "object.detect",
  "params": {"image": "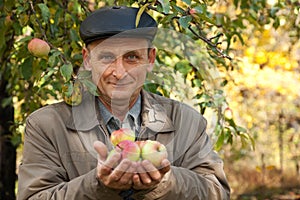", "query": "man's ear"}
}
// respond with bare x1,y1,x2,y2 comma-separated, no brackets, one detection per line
147,48,156,72
82,47,92,70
